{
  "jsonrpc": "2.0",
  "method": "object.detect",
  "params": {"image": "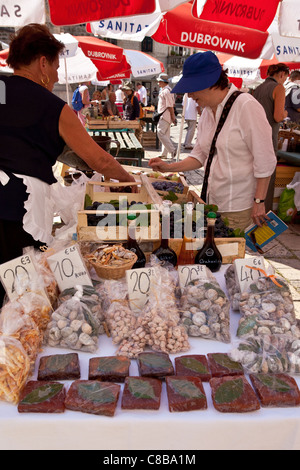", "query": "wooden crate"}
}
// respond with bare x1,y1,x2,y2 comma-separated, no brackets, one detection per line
86,117,140,130
134,173,189,197
141,130,156,147
167,238,246,265
77,175,162,243
275,164,299,188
